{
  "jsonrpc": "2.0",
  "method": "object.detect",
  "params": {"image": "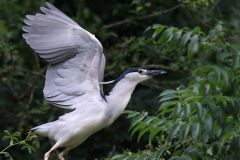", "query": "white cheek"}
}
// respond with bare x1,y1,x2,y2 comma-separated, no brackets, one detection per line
139,75,150,81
